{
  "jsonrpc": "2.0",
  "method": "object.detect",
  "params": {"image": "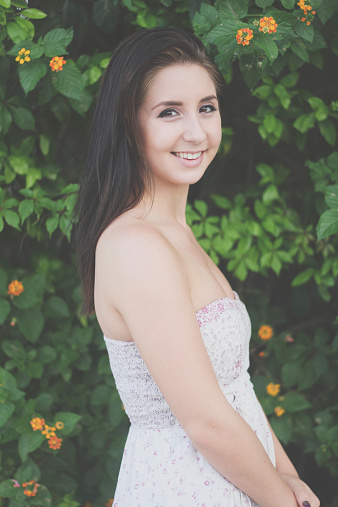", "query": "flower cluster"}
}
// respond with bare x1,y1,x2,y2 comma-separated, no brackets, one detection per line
274,406,285,417
298,0,316,25
49,56,66,72
7,280,24,297
236,28,253,46
259,16,278,34
30,417,64,450
15,48,31,64
22,480,40,497
266,382,281,396
258,325,273,340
